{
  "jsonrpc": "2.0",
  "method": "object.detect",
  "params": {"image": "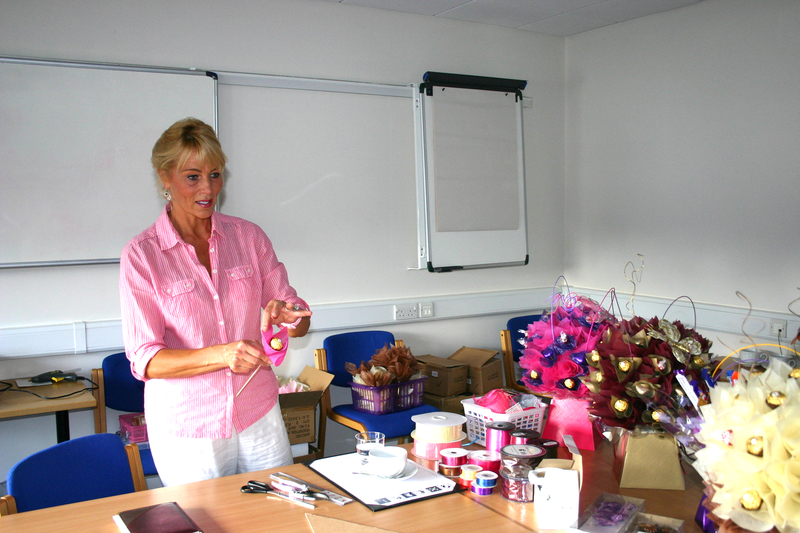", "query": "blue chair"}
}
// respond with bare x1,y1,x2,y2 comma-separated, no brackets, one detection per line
5,433,146,513
500,314,542,392
98,352,158,477
313,331,438,456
